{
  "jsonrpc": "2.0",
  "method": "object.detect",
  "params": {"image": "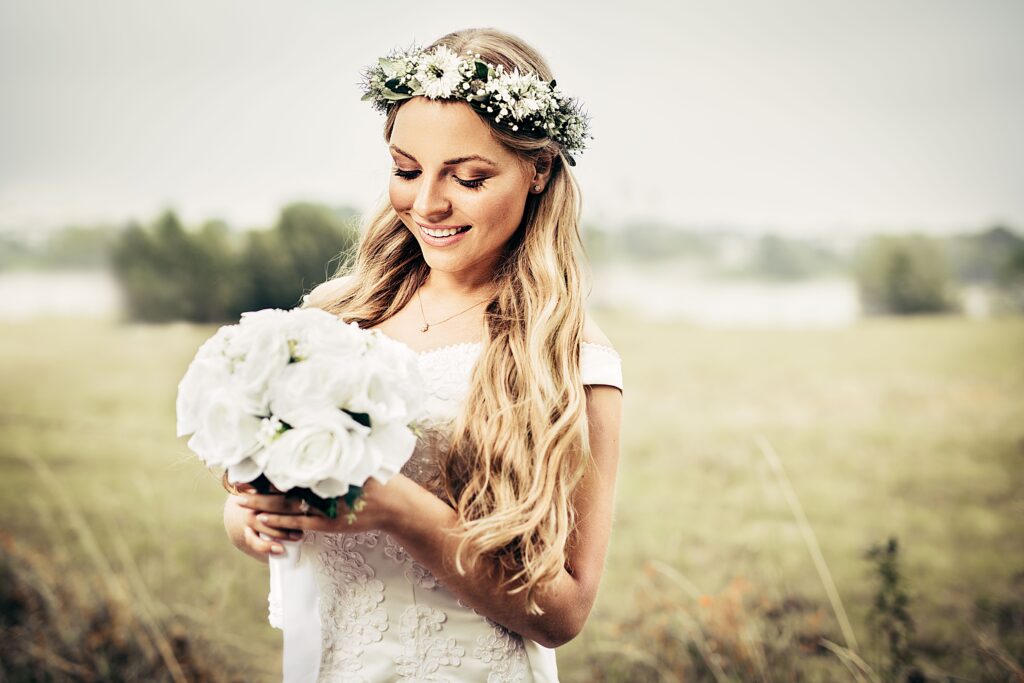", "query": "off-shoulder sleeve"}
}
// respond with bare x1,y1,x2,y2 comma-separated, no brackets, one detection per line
580,342,623,390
